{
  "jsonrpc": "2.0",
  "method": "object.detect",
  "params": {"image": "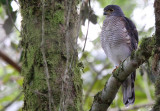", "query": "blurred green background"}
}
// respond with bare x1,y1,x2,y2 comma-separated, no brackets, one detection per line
0,0,155,111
